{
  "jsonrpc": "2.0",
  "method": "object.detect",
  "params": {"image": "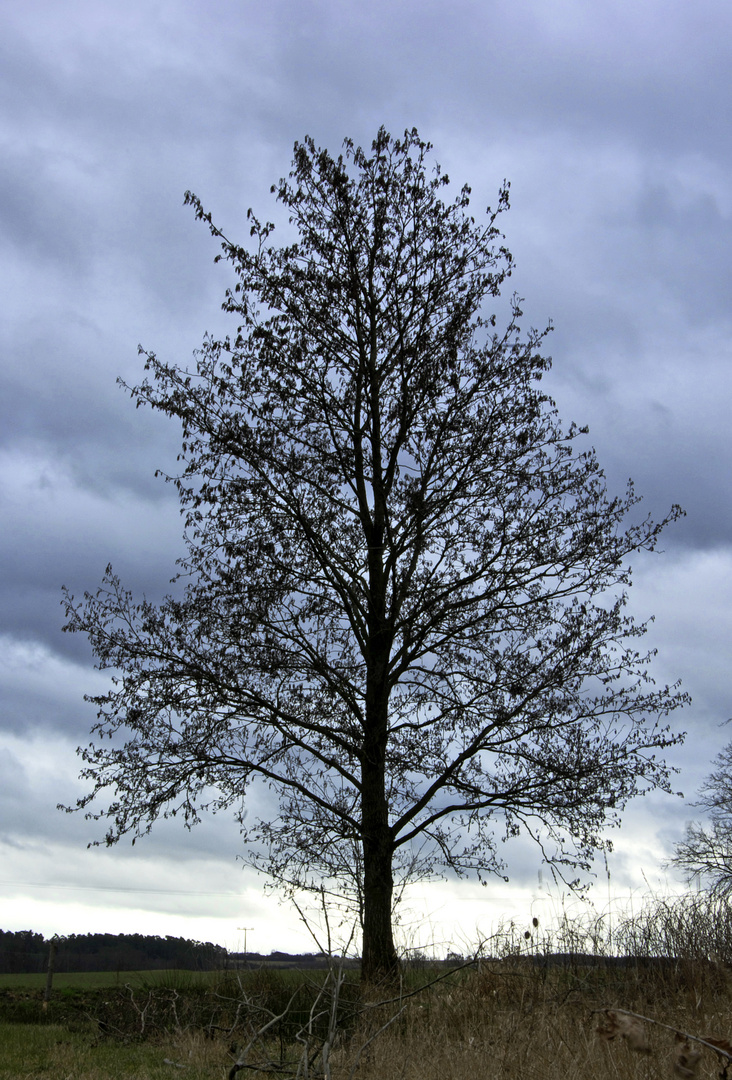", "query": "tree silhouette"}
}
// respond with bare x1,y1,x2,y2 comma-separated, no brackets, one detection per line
672,741,732,894
63,128,687,982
